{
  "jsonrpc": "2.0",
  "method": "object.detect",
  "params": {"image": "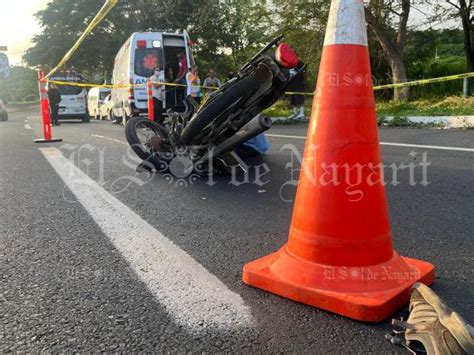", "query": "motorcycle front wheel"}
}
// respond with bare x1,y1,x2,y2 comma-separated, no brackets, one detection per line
125,116,170,167
179,76,259,145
